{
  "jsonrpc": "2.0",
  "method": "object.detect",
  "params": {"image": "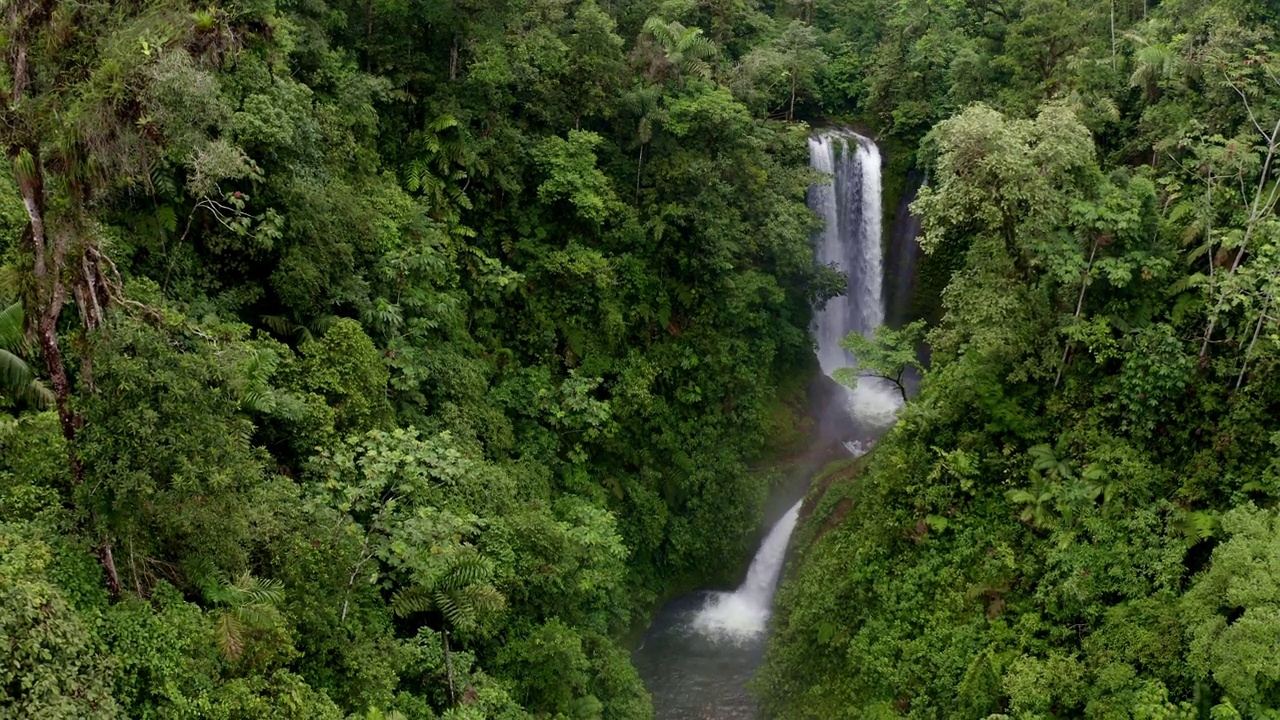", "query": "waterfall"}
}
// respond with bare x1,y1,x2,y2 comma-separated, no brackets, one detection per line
809,131,902,435
691,499,803,641
634,131,919,718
